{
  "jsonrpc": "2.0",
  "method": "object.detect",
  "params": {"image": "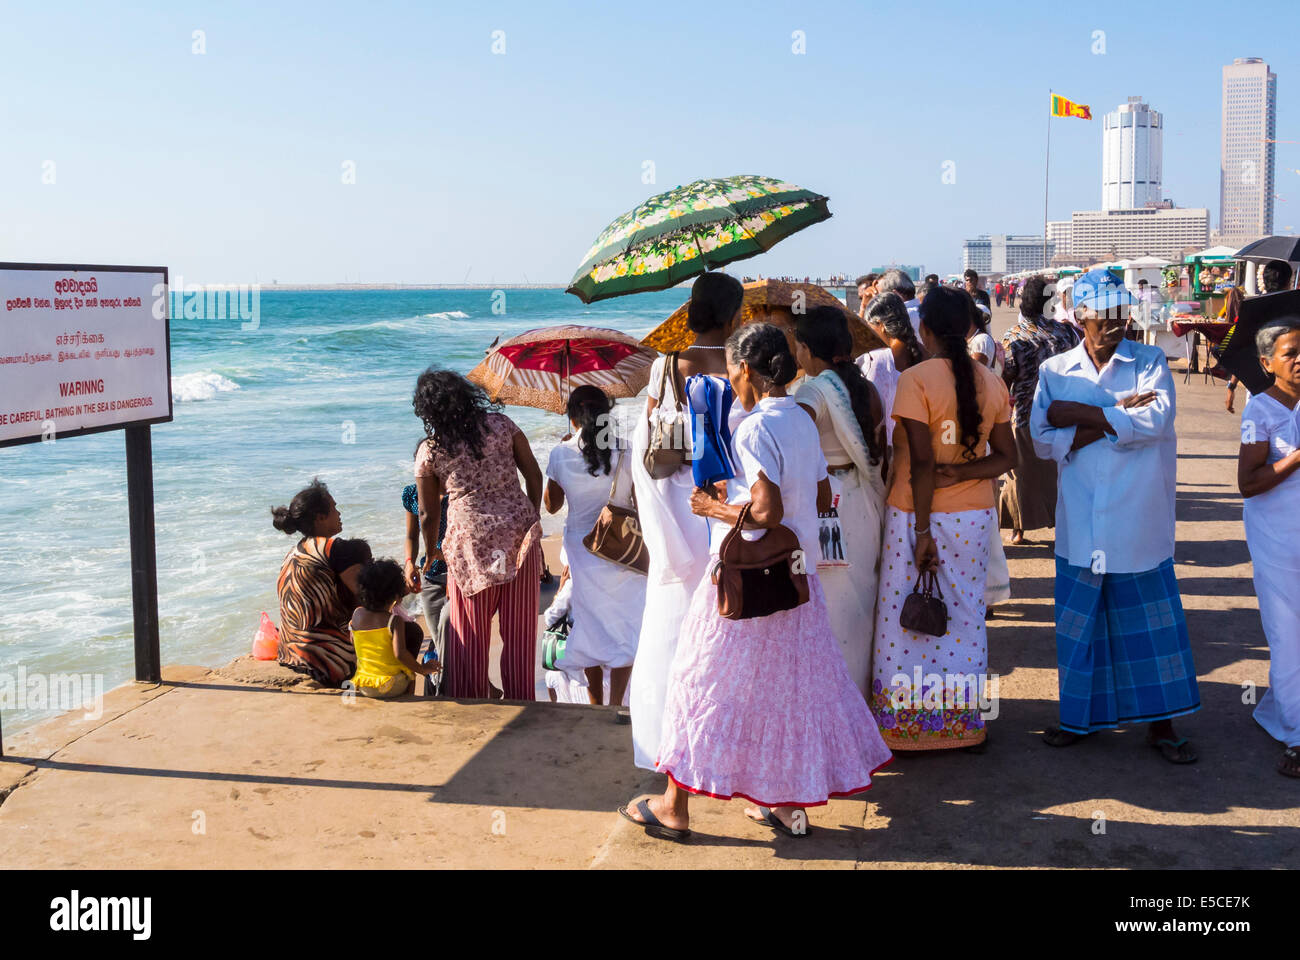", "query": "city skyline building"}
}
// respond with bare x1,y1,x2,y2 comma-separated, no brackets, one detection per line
1219,57,1277,245
1068,207,1209,261
1103,97,1163,211
961,235,1053,275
